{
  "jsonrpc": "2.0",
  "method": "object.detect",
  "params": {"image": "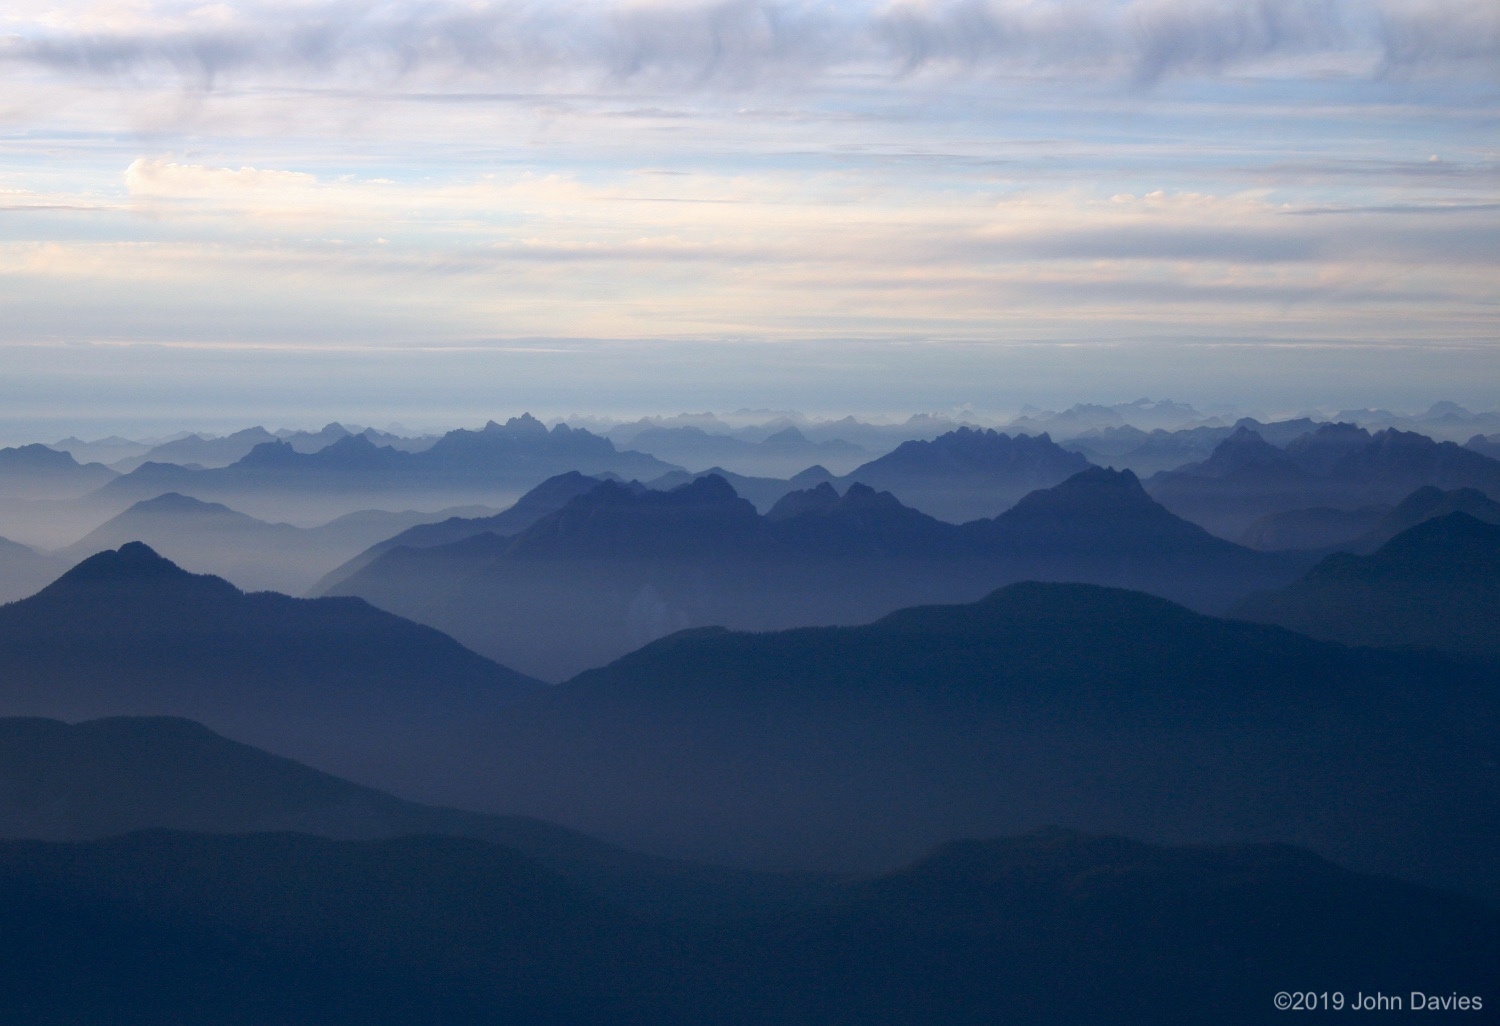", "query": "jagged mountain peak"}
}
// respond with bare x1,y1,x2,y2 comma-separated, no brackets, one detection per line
0,443,84,469
237,439,297,465
482,413,549,435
